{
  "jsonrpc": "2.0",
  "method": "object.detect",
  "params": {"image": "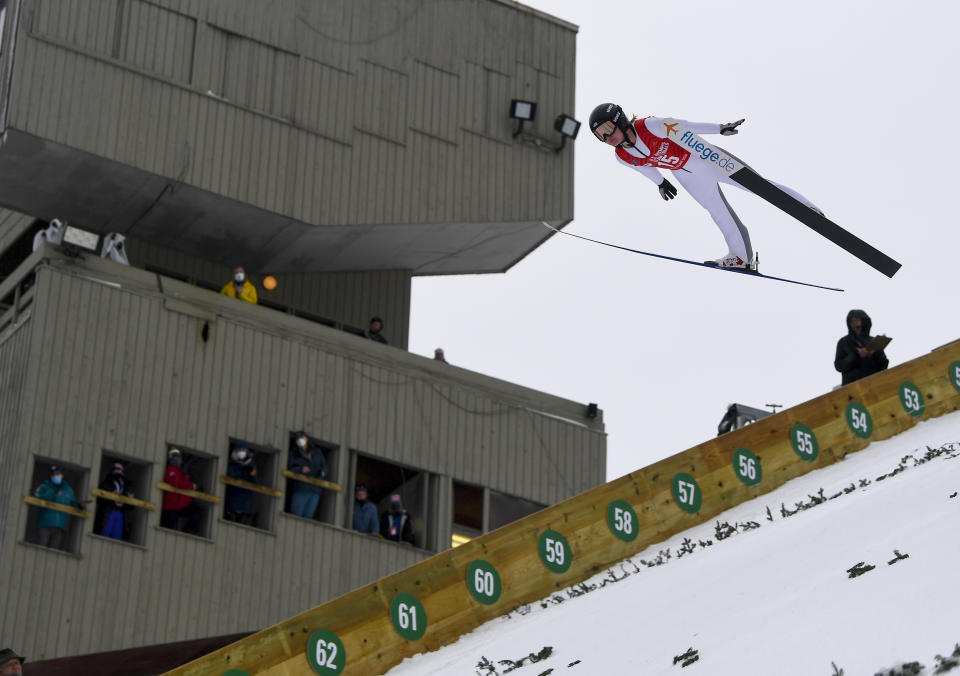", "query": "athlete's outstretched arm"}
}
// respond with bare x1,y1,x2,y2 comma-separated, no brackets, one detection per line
643,117,723,136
